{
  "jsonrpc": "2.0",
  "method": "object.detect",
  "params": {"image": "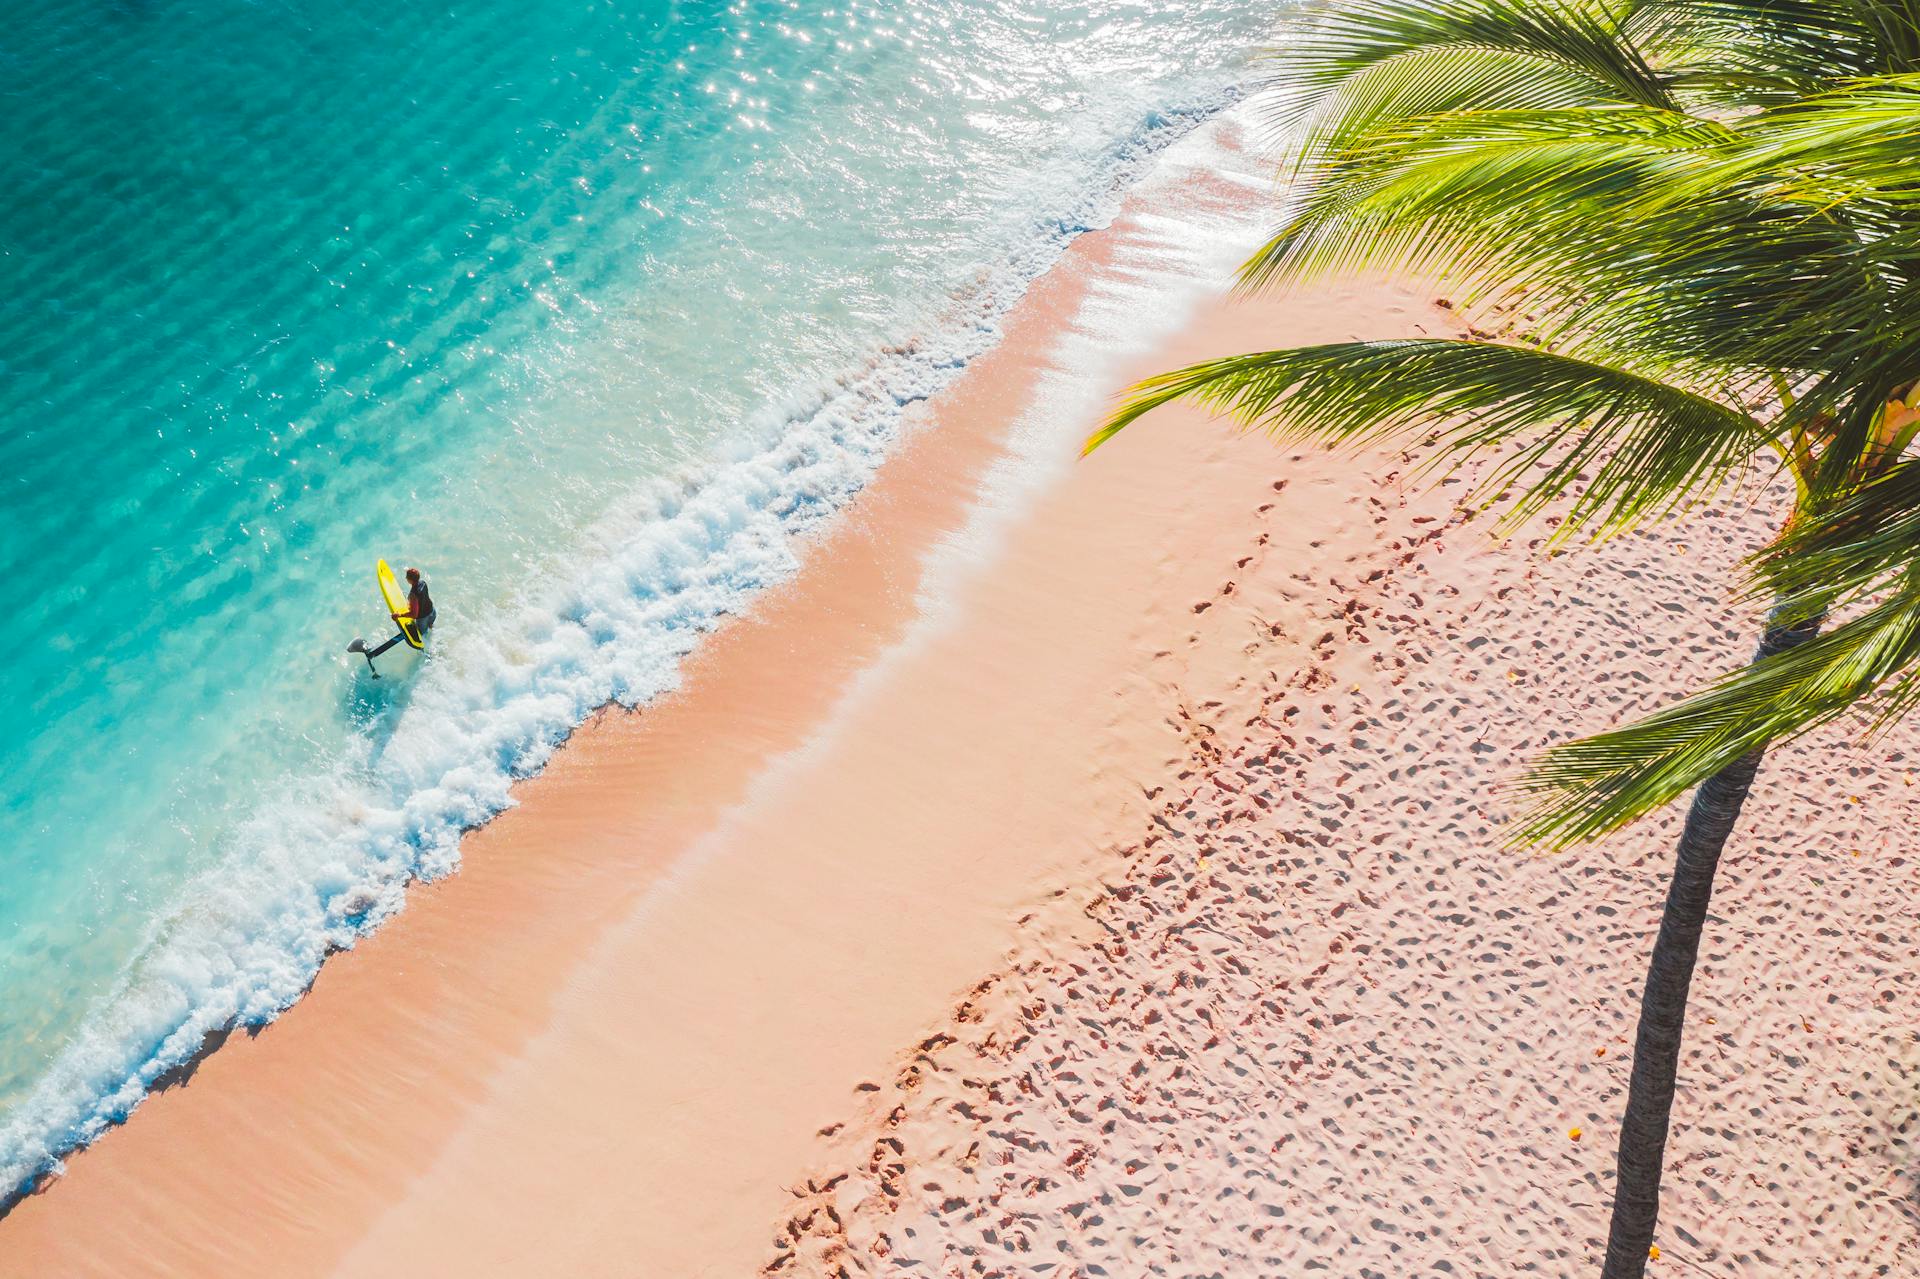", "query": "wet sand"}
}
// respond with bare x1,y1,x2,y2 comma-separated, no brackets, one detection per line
0,108,1327,1276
